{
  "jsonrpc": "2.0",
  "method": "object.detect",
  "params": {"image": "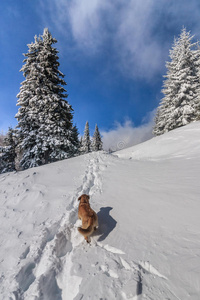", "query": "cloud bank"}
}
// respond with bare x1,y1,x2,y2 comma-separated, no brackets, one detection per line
40,0,200,80
101,110,155,151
